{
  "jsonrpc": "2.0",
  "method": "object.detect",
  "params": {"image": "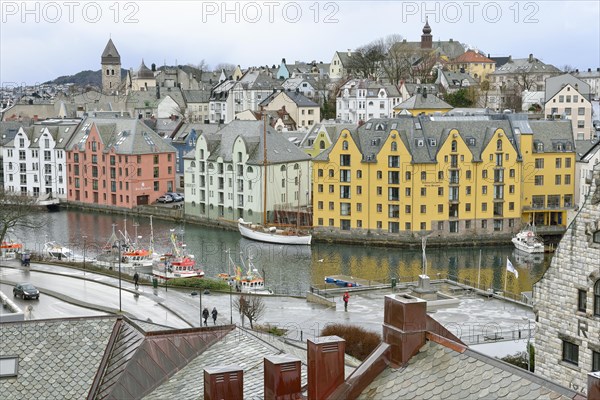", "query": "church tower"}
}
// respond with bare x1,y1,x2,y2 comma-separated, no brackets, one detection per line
420,18,432,49
101,39,121,94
